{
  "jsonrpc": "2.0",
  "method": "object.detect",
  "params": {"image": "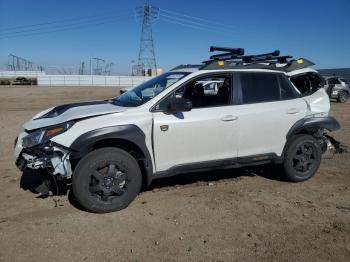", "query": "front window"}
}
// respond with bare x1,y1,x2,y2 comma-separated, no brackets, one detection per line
155,74,232,111
113,72,190,107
